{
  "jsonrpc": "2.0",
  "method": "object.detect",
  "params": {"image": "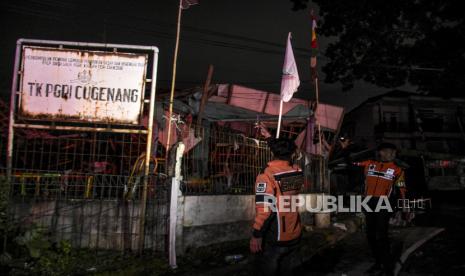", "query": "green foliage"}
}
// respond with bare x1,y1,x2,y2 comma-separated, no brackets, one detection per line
0,177,170,275
3,223,172,276
31,240,73,276
0,176,14,267
14,226,51,259
290,0,465,96
0,176,12,234
0,176,74,275
5,224,73,275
